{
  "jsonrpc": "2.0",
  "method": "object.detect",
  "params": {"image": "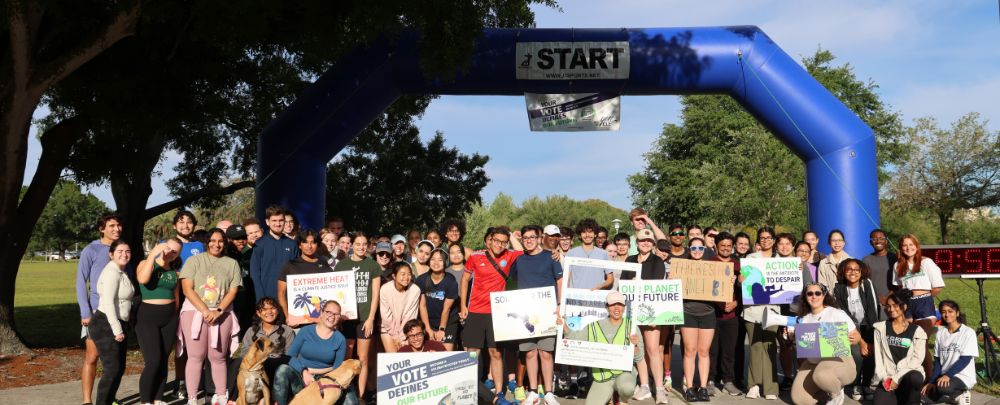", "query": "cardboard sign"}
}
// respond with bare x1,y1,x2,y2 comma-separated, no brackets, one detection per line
285,271,358,324
740,258,805,305
377,352,479,405
669,259,735,302
795,322,851,358
619,280,684,325
490,287,559,341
